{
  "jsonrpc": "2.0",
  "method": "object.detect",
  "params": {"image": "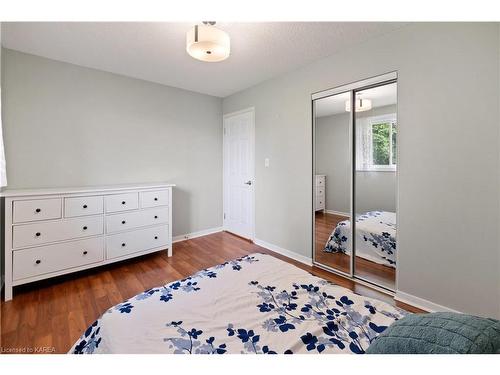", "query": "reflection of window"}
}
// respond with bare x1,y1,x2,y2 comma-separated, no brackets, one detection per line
356,114,397,171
